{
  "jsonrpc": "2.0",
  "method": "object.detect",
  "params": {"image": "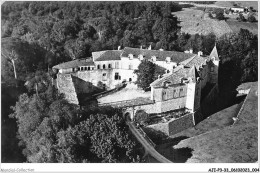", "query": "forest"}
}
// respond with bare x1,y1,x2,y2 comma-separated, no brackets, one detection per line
1,1,258,163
